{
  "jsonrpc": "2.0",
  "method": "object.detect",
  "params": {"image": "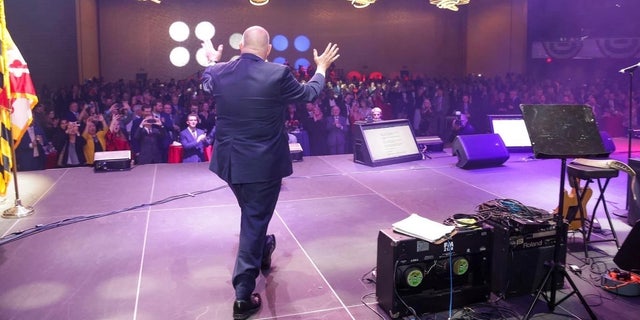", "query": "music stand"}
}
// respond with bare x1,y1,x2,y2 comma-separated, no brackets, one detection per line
520,104,605,320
